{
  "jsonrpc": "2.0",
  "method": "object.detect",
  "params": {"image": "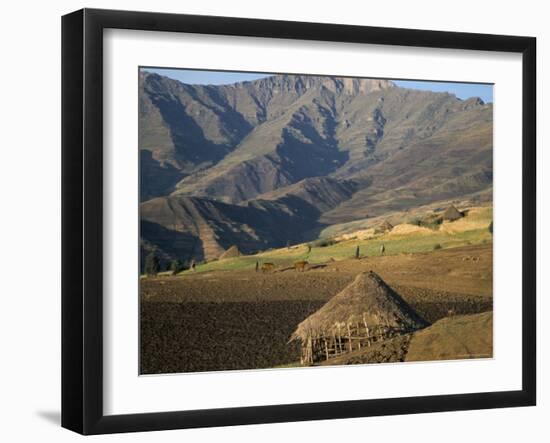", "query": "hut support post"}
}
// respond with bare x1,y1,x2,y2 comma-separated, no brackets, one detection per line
363,316,371,347
305,337,313,366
